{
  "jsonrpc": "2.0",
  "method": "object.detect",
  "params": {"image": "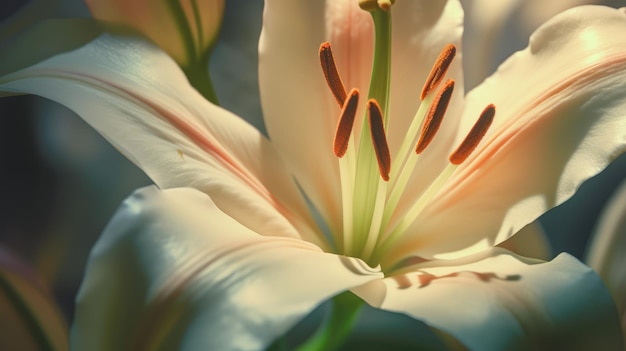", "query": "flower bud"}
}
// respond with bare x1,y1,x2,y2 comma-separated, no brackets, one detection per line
0,246,68,350
85,0,225,66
